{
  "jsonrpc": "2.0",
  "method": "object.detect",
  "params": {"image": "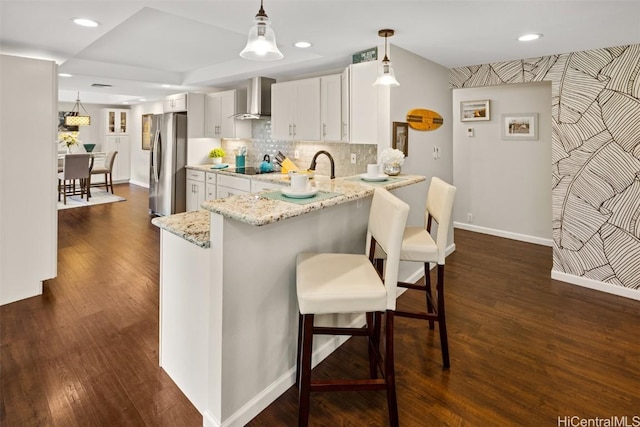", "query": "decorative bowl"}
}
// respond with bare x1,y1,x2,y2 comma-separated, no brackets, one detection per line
83,144,96,152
